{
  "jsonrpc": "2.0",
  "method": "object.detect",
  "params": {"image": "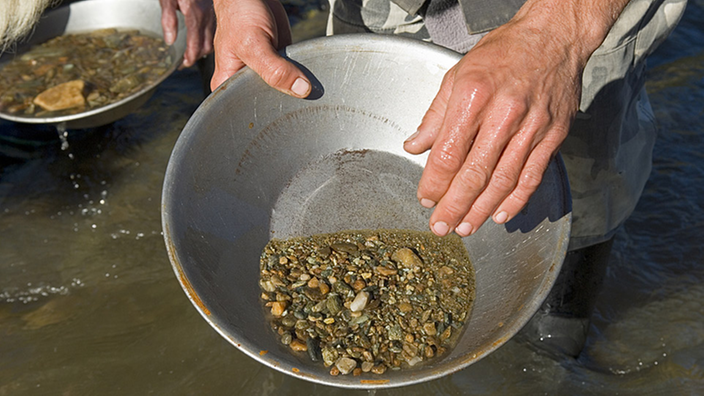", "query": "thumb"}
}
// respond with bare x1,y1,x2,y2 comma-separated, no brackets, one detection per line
210,37,310,98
